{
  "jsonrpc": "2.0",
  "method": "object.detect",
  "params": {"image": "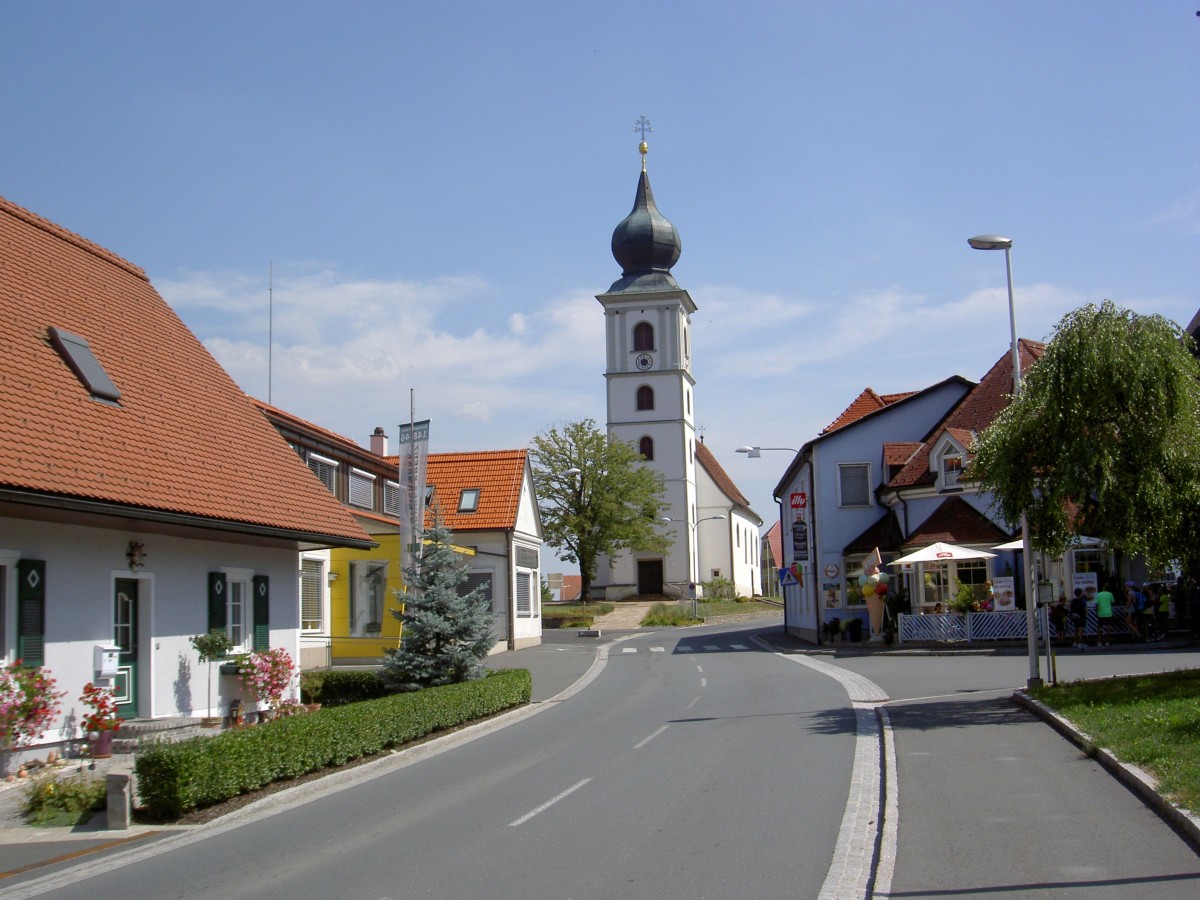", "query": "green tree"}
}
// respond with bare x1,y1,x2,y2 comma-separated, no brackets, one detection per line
380,524,497,691
971,301,1200,566
531,418,671,603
